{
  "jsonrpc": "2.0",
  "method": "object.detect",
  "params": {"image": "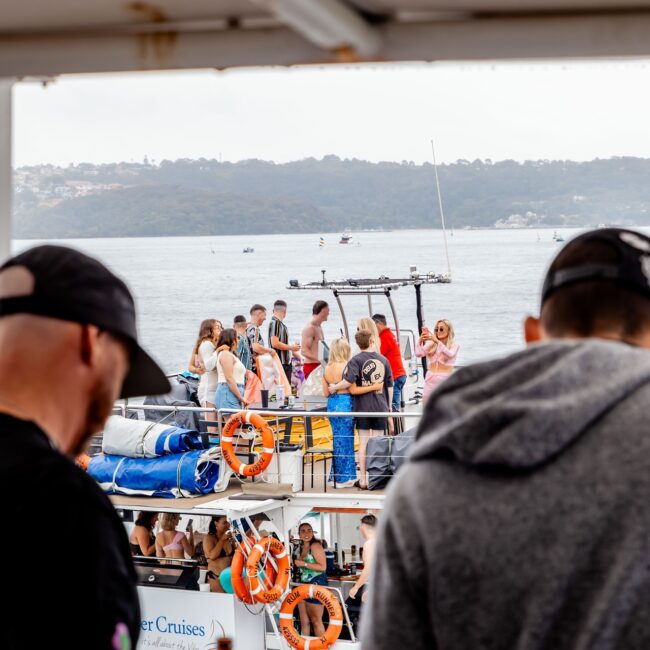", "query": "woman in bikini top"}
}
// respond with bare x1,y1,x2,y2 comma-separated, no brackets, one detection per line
203,515,235,592
129,511,158,557
155,513,195,560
